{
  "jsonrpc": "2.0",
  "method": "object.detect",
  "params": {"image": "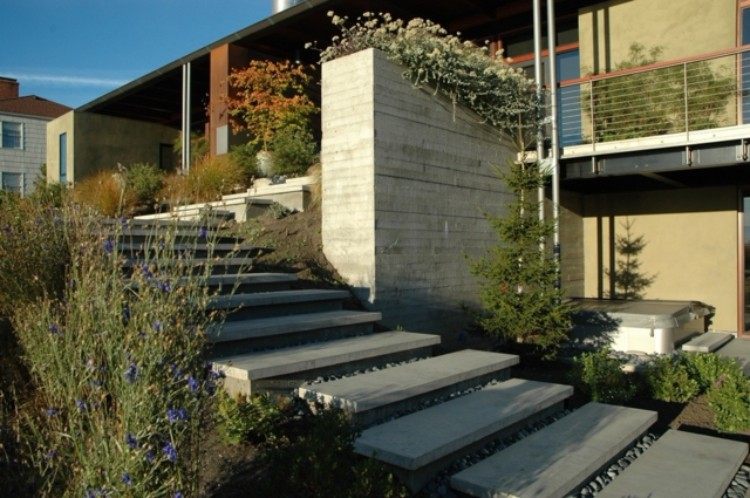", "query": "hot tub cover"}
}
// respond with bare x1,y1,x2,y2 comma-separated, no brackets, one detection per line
572,299,714,330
